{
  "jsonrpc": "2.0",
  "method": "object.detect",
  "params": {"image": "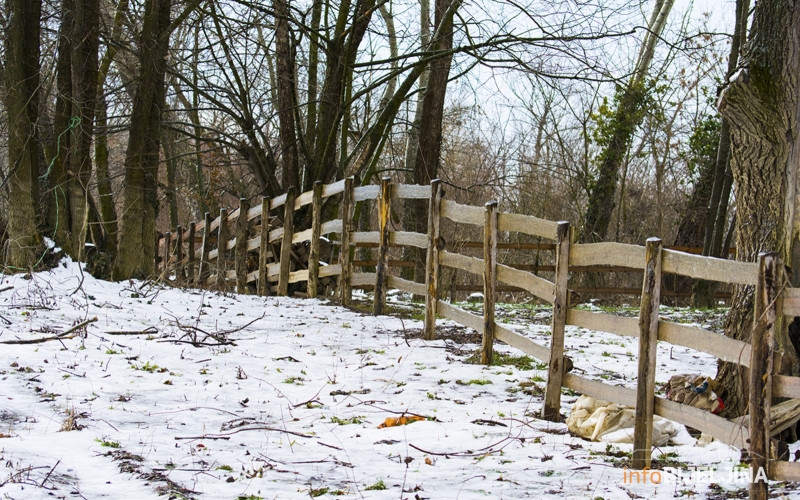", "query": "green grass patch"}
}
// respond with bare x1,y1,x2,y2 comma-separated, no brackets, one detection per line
465,351,546,371
364,480,387,491
456,379,493,386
